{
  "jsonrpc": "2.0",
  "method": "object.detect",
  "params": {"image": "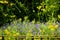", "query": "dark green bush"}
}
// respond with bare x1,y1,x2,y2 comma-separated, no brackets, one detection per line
0,0,60,26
